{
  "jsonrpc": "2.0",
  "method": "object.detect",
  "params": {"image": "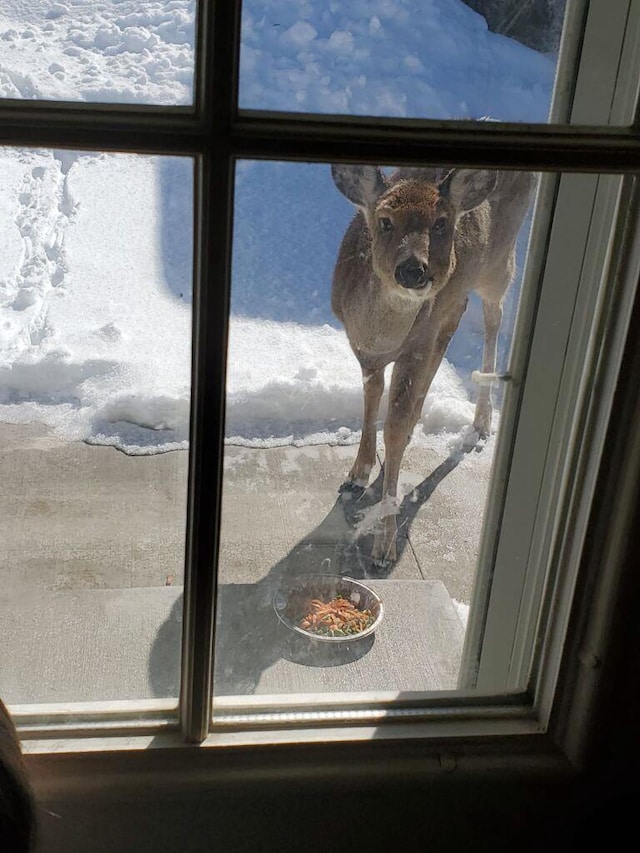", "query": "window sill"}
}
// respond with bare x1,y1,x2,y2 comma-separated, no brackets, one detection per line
23,720,575,803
